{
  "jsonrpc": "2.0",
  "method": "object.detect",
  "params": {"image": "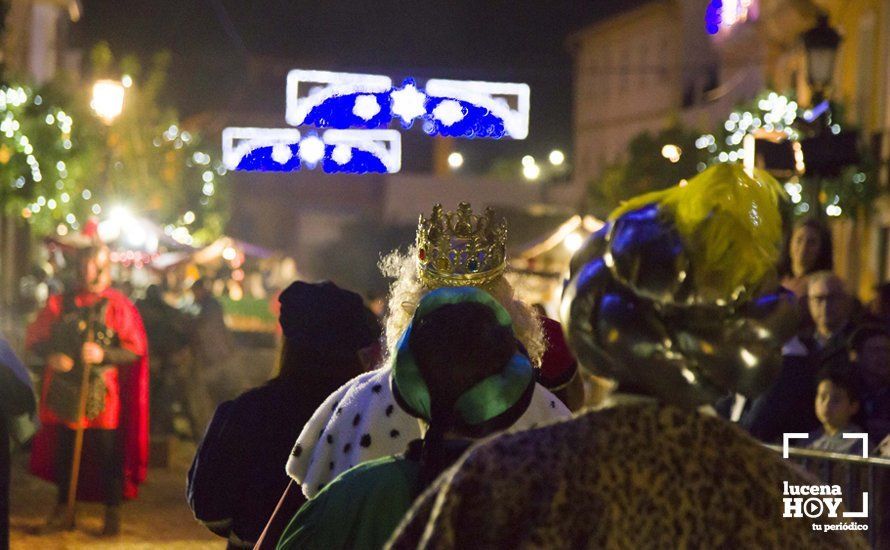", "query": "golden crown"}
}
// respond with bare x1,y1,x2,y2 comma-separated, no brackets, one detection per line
416,202,507,288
